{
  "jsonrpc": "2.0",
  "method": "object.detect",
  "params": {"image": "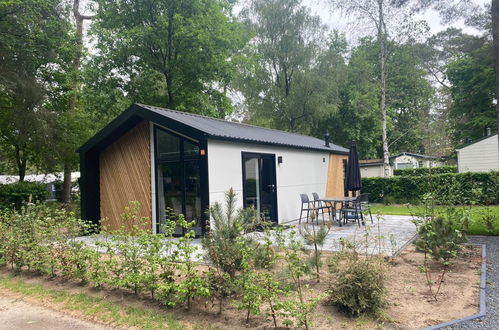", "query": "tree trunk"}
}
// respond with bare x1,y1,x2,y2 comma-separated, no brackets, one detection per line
166,5,175,109
15,145,26,181
378,0,390,177
62,165,72,203
62,0,92,204
492,0,499,153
